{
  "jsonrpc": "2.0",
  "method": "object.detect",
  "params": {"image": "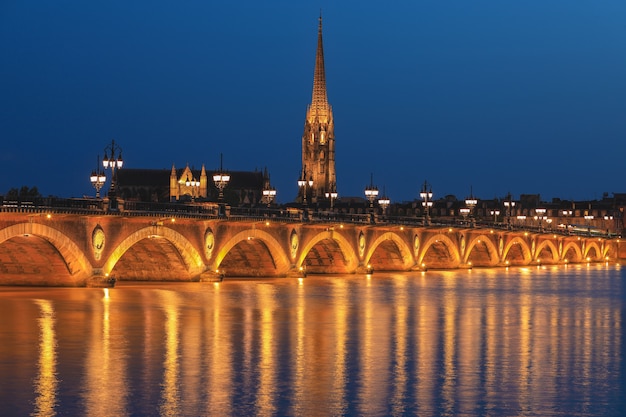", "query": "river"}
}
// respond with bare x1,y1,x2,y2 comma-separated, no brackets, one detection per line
0,264,624,416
